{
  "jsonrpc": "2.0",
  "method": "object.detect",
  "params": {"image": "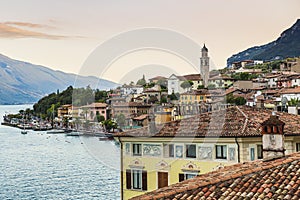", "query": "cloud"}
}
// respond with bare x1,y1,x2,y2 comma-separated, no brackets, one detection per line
4,21,52,29
0,22,66,40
